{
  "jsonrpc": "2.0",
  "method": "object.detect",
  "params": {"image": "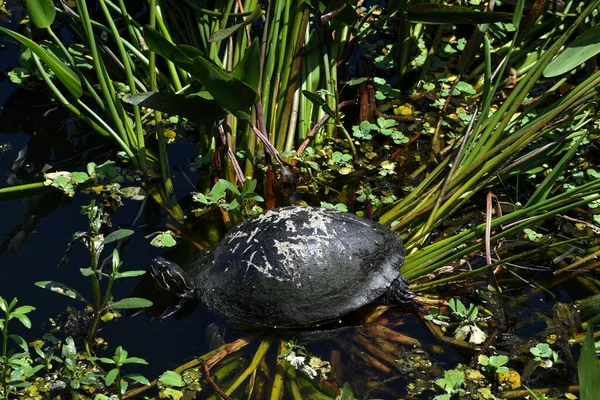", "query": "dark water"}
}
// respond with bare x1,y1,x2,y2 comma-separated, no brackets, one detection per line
0,14,215,378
